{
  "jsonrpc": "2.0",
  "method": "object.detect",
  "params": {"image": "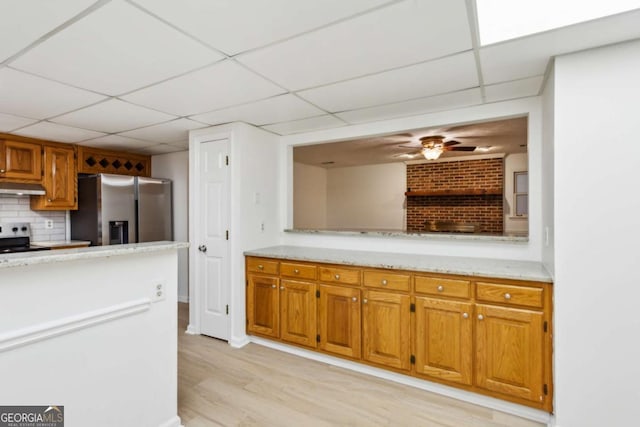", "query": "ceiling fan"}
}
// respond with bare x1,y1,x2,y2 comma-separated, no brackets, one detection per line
400,135,477,160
